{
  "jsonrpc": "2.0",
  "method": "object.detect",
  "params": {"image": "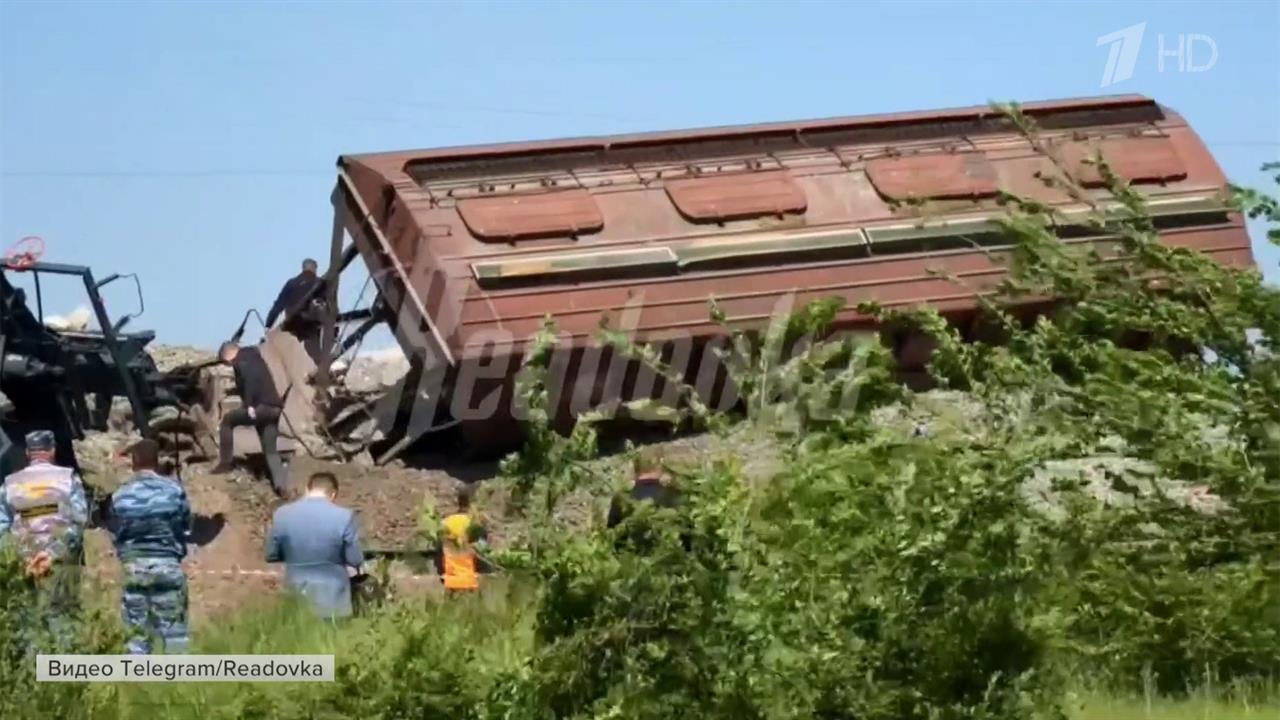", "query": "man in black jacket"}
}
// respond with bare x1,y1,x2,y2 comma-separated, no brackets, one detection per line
210,341,290,495
265,259,325,364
